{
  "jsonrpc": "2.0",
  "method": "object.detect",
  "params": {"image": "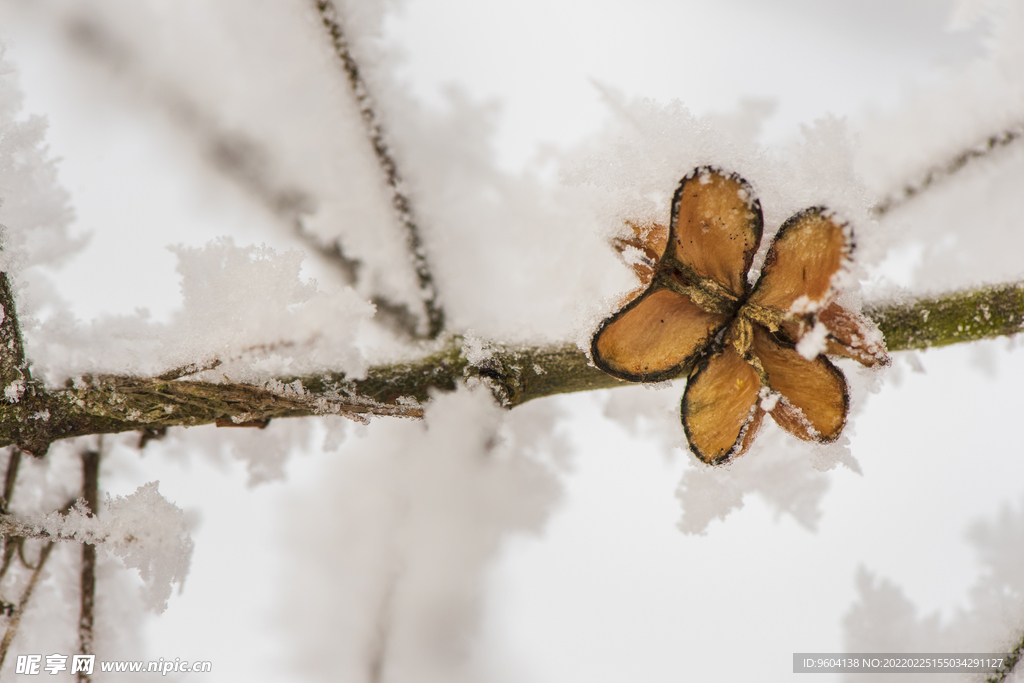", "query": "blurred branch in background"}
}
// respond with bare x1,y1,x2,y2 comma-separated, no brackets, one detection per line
871,120,1024,218
57,8,439,340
